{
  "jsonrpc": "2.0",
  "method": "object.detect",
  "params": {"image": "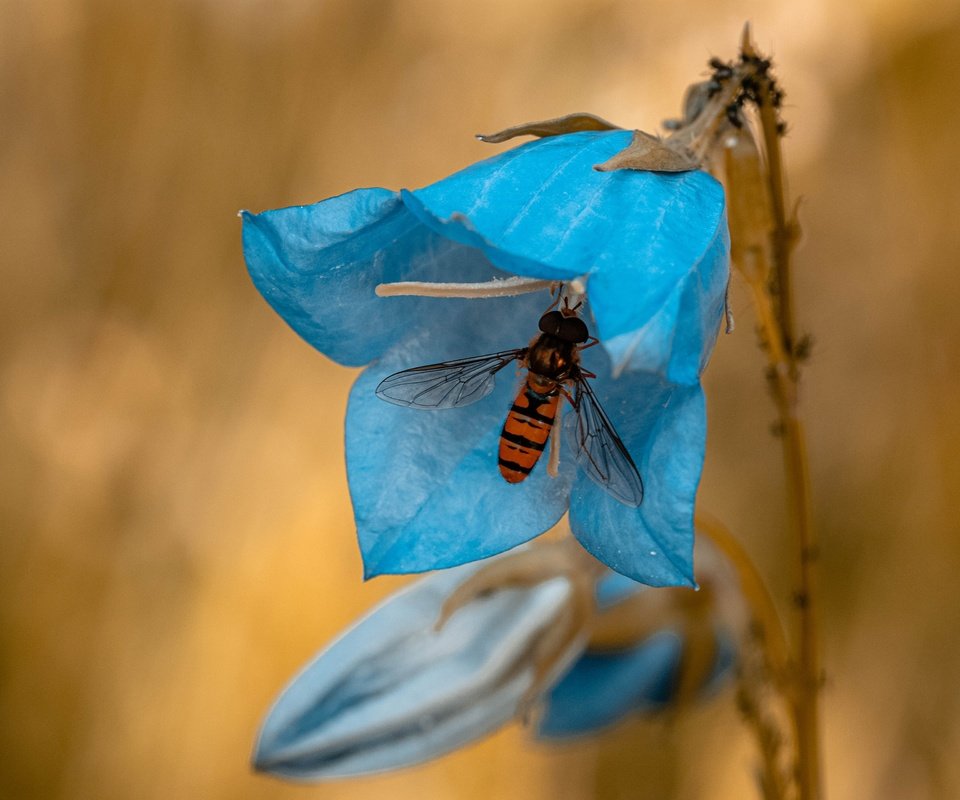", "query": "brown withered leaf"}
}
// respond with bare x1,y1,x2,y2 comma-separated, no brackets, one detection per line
594,130,700,173
477,112,622,144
